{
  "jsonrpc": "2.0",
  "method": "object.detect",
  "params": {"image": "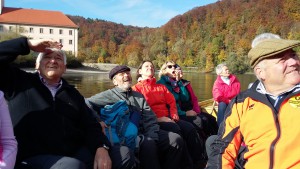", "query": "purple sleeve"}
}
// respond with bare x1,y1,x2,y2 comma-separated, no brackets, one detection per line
0,91,17,169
